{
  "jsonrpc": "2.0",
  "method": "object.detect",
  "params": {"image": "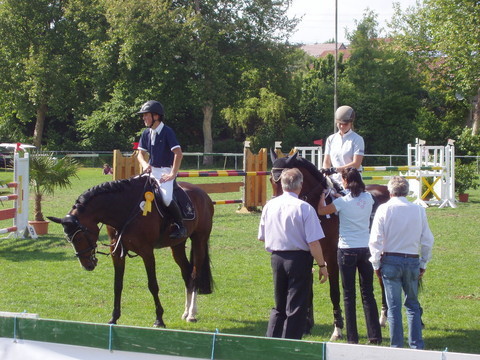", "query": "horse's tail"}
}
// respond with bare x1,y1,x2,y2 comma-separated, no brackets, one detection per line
191,245,214,295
